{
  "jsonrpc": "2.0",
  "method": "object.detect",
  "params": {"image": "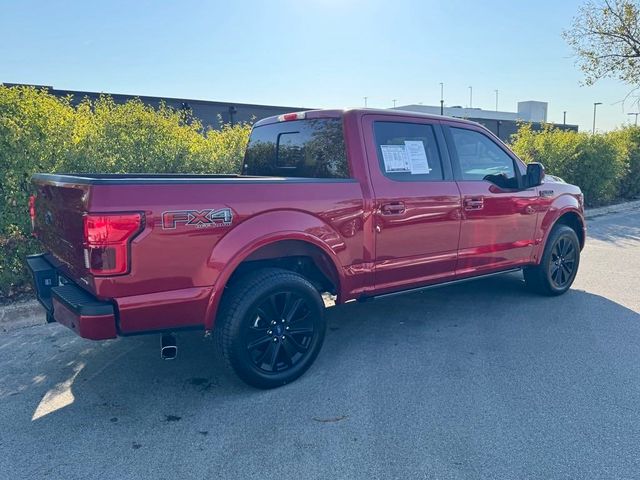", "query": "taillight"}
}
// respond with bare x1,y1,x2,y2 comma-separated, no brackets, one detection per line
28,195,36,233
83,213,143,276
